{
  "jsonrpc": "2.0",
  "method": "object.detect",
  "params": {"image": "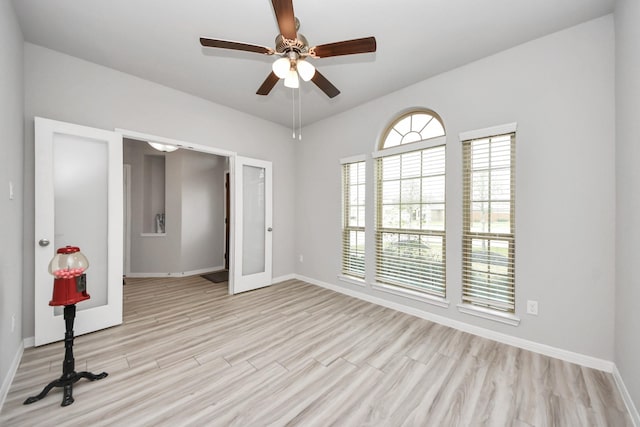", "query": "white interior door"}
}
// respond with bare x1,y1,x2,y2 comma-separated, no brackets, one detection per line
231,156,273,294
34,117,123,346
